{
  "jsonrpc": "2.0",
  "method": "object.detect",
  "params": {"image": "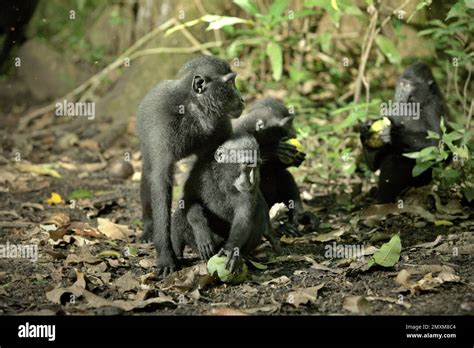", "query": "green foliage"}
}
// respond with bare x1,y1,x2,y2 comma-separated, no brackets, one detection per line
418,12,473,63
67,189,93,200
404,119,473,201
304,0,363,27
402,0,474,201
167,0,315,82
266,41,283,80
375,35,401,65
164,0,471,199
